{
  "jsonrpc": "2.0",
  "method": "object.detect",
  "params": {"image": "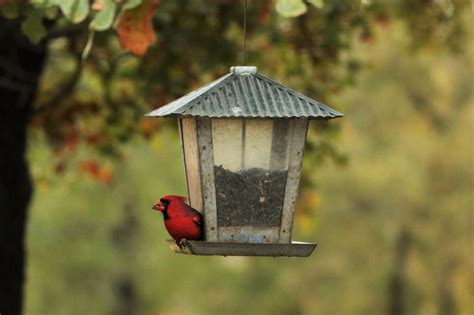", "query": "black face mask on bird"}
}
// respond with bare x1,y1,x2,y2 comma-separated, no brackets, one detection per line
152,198,170,212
